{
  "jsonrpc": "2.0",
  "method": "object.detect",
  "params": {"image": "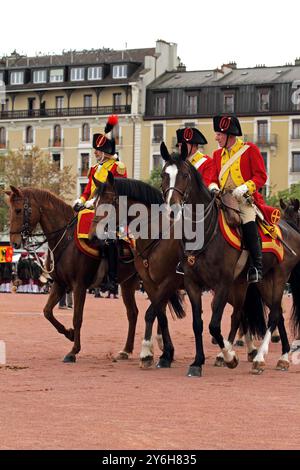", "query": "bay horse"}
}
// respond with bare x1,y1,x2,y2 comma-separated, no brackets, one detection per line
6,186,140,363
160,142,300,376
89,172,186,369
